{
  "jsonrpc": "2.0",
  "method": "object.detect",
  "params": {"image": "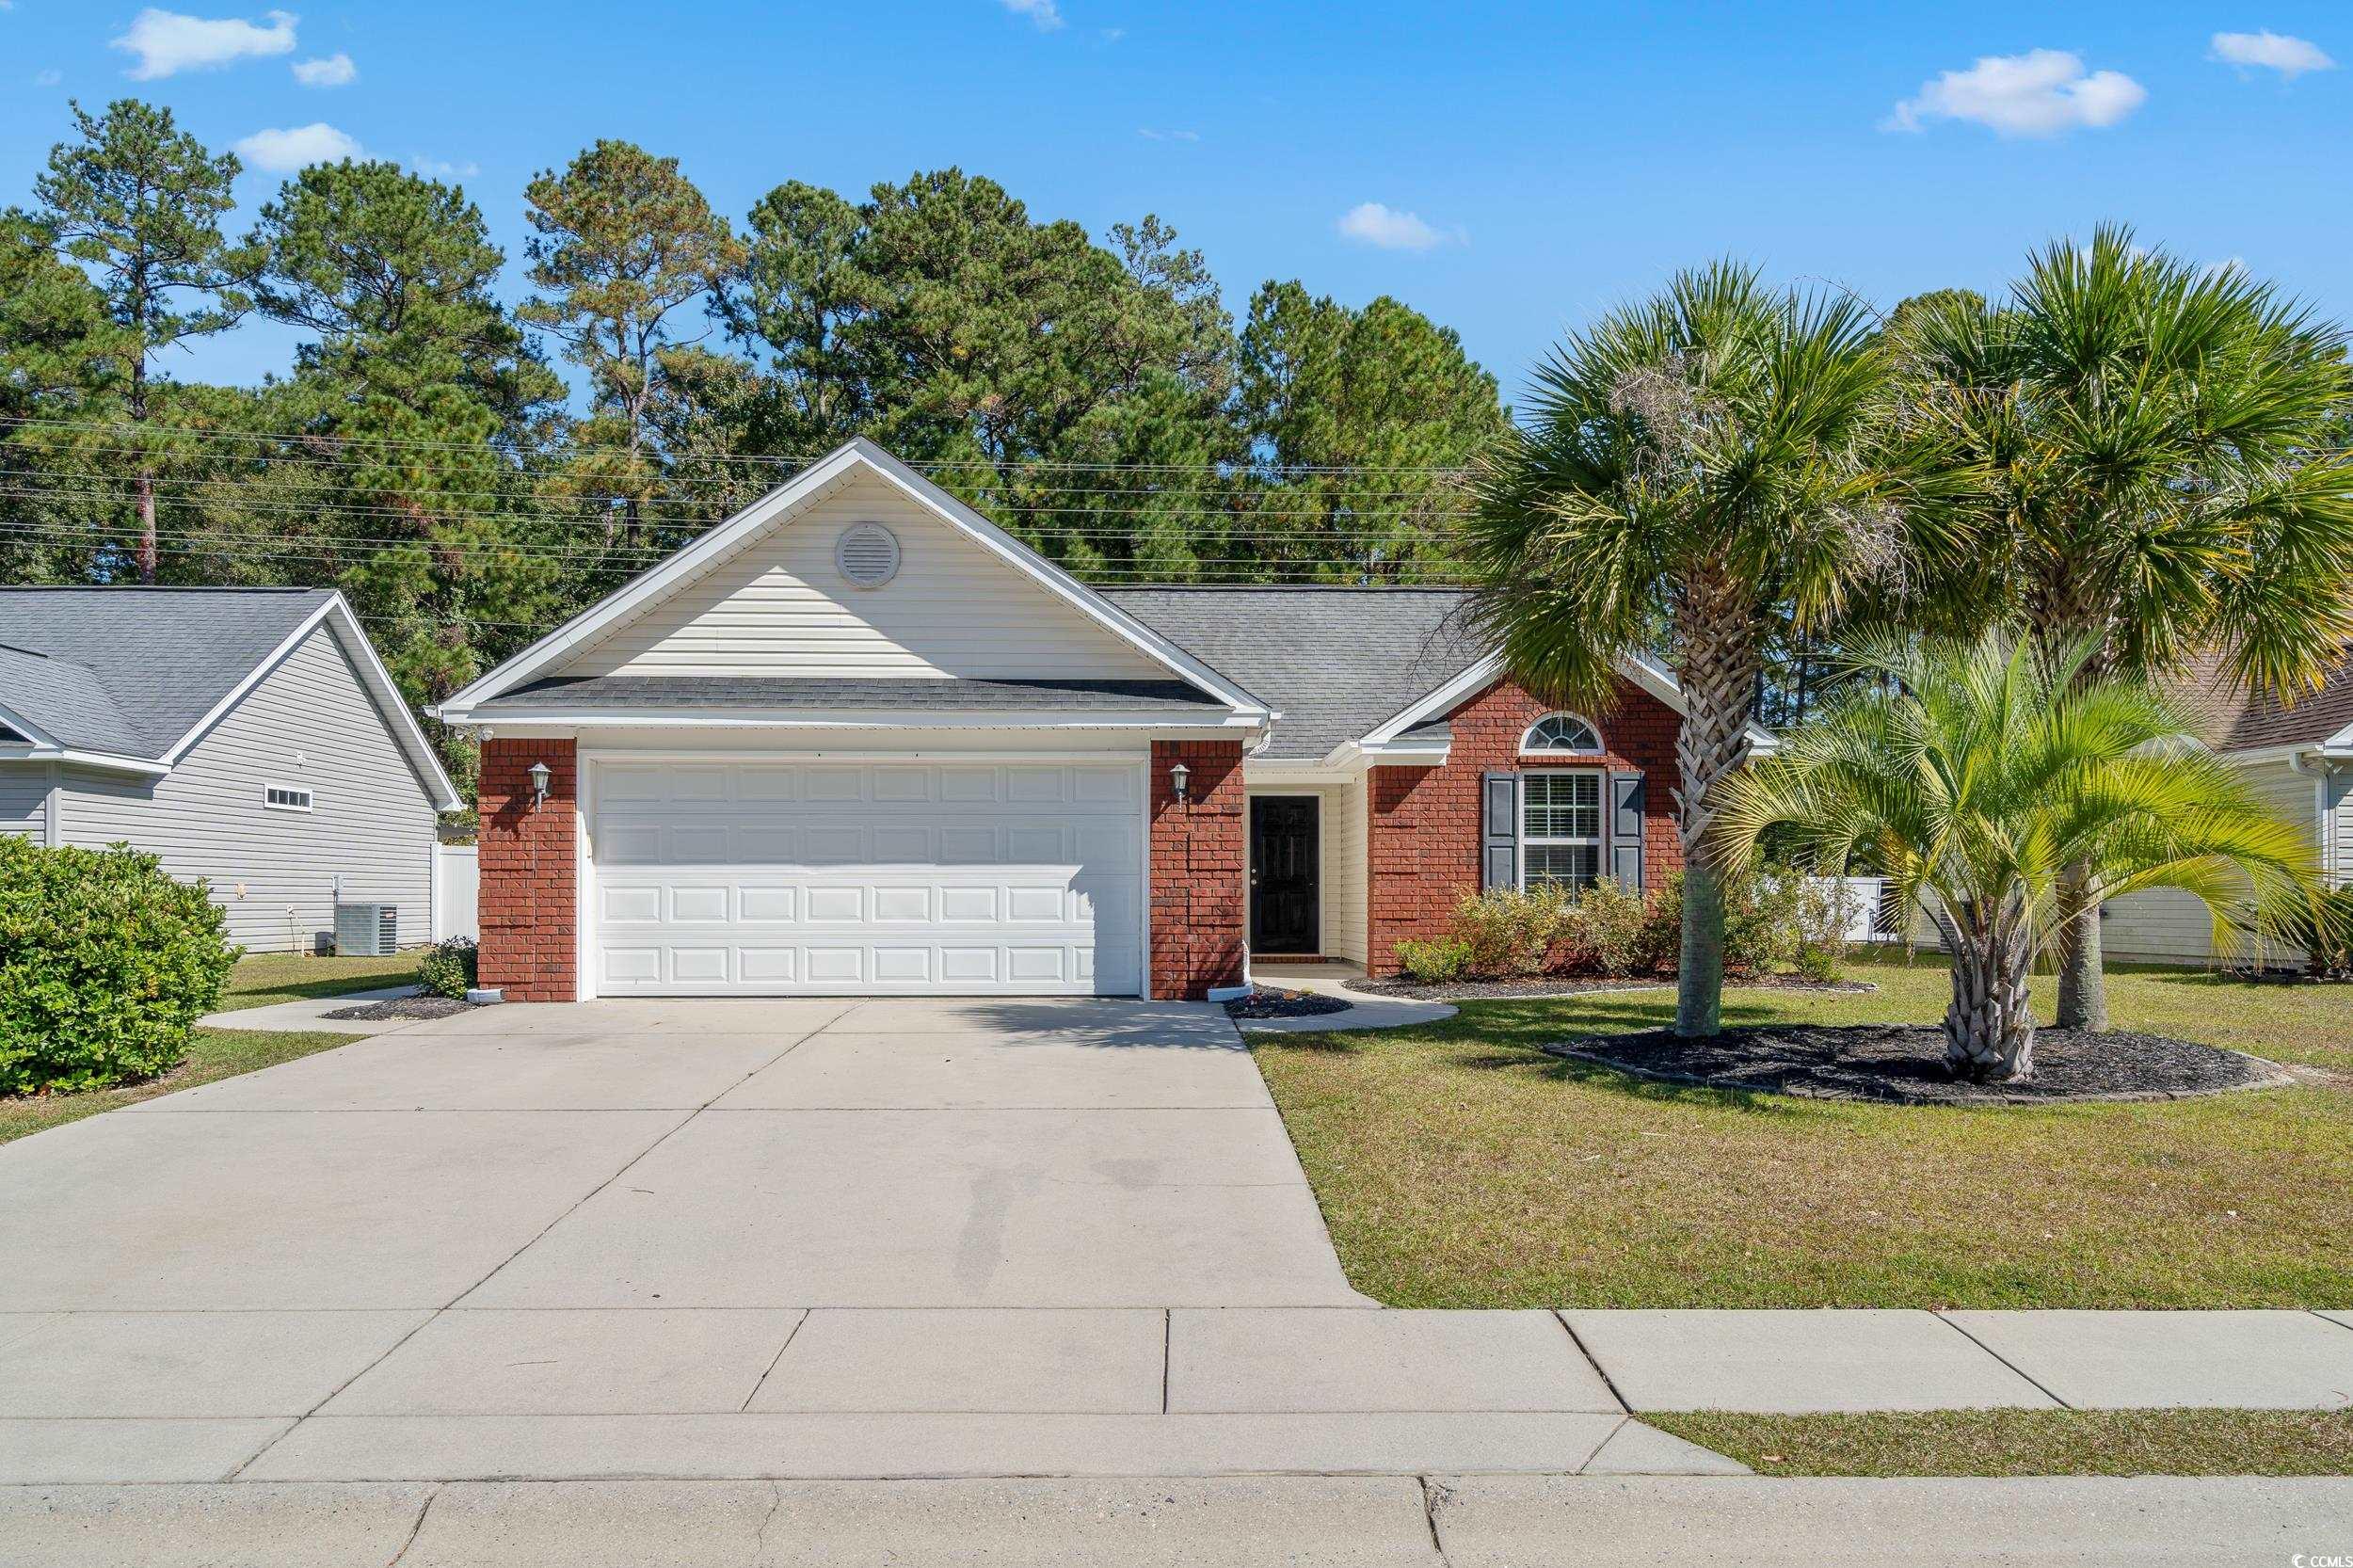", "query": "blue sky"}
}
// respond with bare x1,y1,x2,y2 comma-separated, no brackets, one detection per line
0,2,2343,403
